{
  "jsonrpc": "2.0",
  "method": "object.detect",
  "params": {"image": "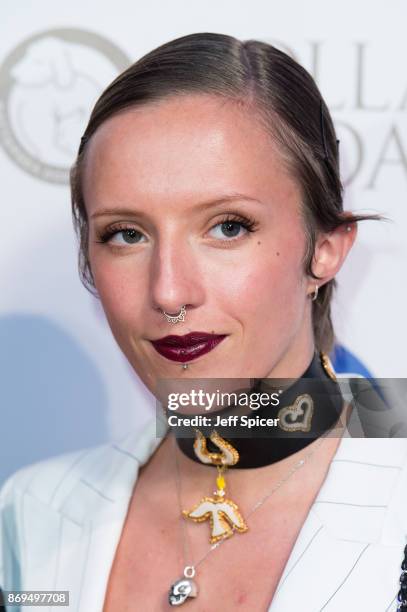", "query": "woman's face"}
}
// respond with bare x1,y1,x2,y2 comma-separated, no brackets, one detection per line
83,94,318,390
